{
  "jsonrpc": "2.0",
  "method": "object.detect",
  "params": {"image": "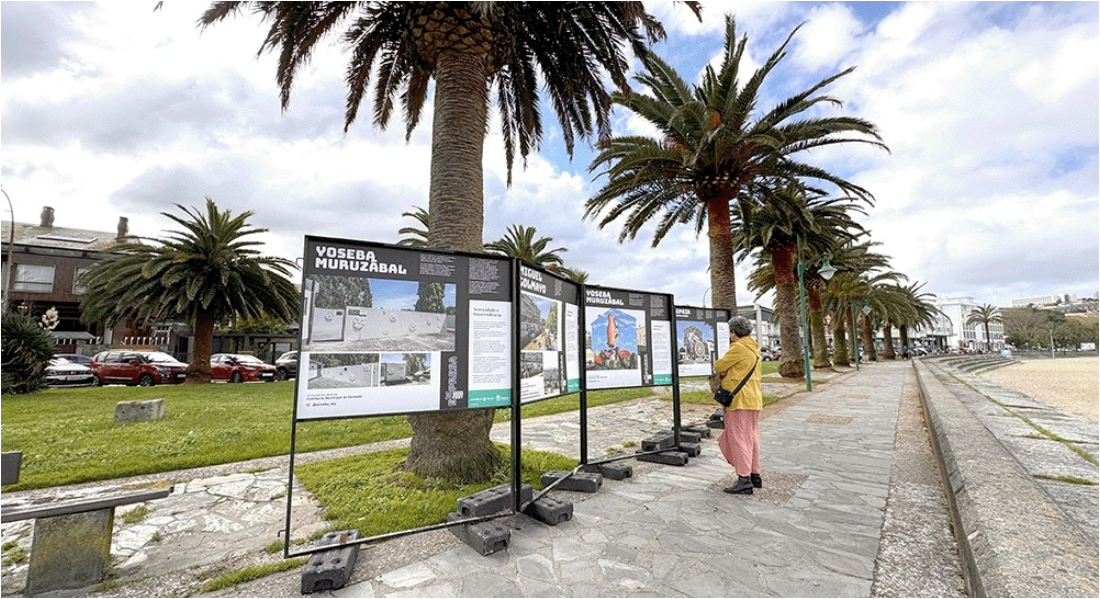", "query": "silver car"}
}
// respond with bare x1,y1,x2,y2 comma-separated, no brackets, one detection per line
45,357,96,387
